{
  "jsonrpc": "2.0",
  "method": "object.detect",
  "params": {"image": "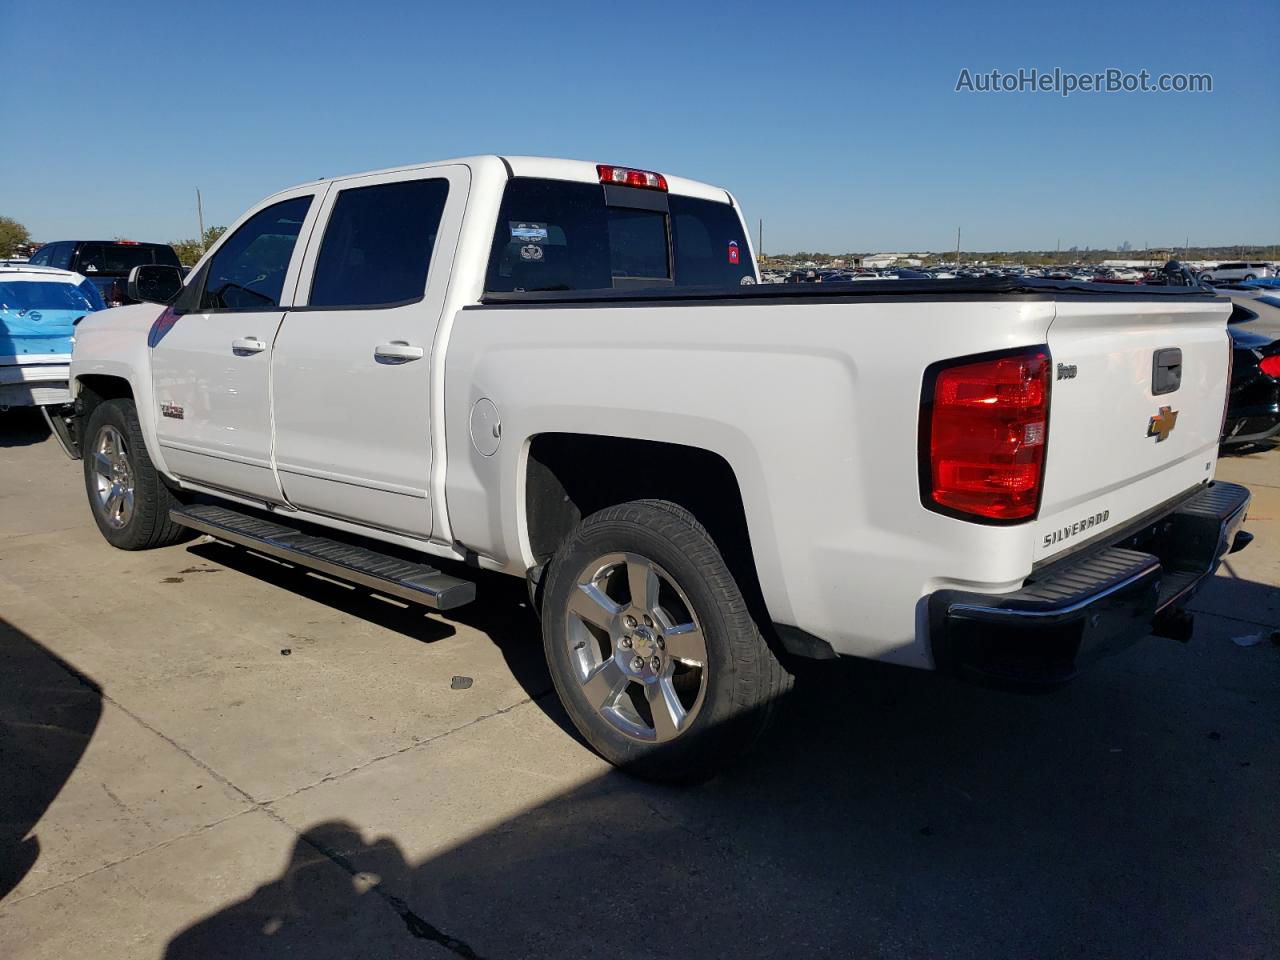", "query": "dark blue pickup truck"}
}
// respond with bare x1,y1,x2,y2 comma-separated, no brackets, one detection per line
26,240,182,306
